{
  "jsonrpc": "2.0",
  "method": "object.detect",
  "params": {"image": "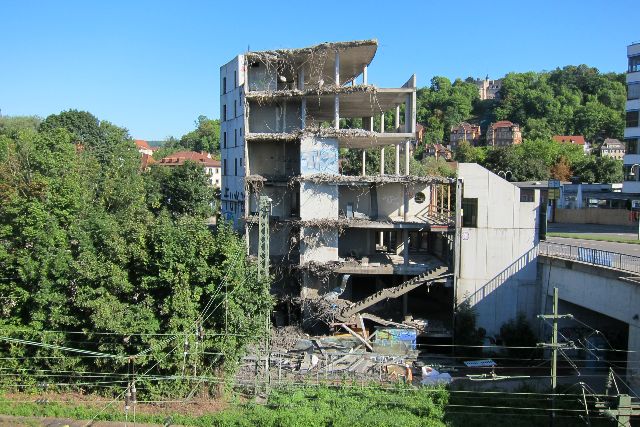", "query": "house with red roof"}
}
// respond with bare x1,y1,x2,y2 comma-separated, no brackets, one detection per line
158,151,222,188
552,135,589,153
134,139,153,156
